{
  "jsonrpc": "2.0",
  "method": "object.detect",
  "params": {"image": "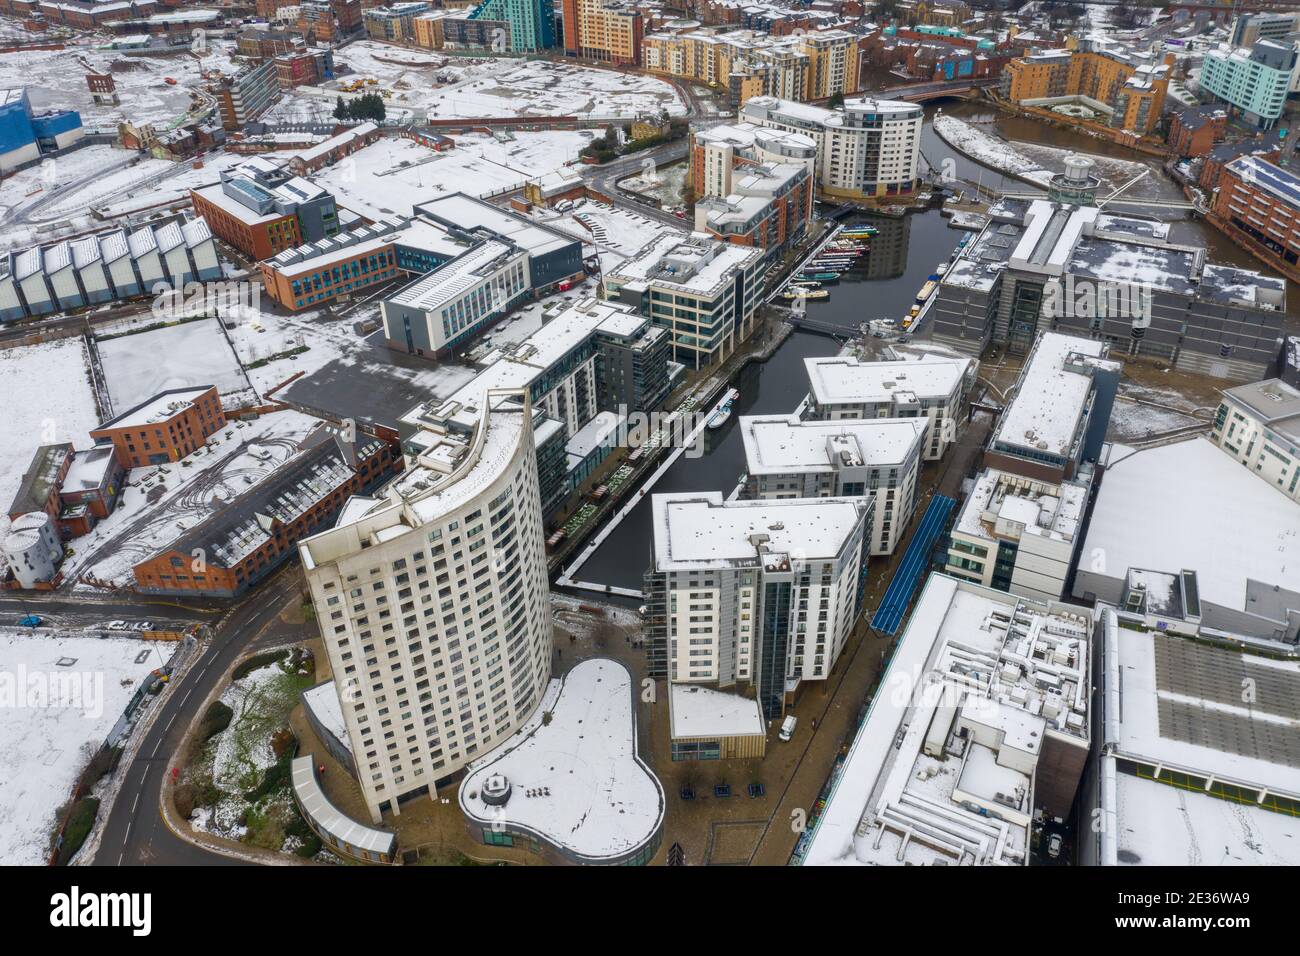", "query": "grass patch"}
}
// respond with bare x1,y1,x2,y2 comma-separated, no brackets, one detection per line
55,797,99,866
